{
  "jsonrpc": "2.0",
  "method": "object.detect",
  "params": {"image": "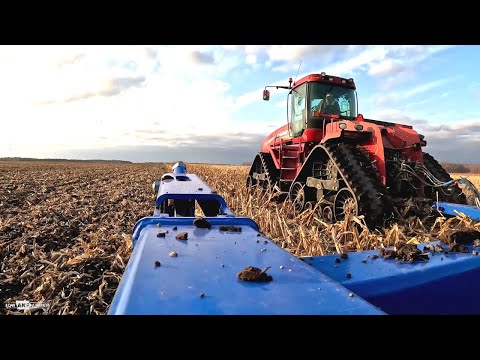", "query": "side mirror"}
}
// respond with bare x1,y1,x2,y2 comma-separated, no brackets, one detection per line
263,89,270,101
